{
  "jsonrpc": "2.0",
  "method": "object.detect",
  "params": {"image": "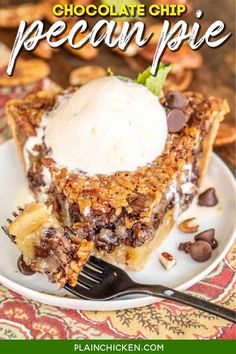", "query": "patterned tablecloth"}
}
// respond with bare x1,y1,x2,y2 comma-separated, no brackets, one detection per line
0,74,235,341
